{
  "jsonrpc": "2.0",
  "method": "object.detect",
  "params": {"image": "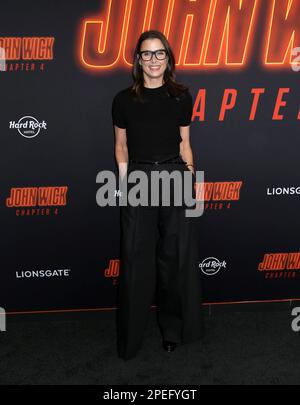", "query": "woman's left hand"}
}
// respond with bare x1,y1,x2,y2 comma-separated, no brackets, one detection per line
186,165,195,177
